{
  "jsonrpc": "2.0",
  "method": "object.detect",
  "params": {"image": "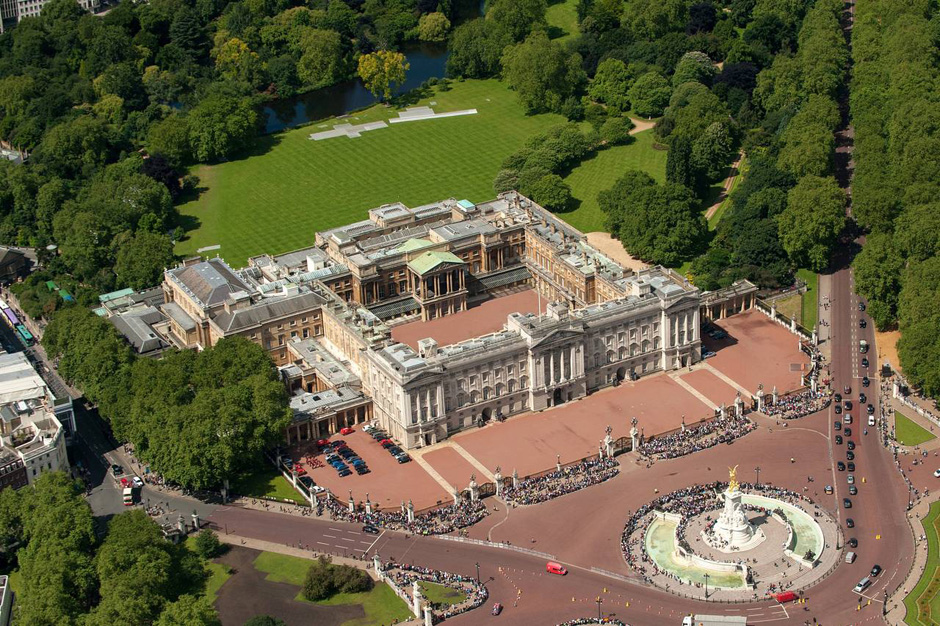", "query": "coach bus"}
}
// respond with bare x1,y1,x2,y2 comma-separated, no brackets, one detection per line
2,308,19,328
15,324,33,346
